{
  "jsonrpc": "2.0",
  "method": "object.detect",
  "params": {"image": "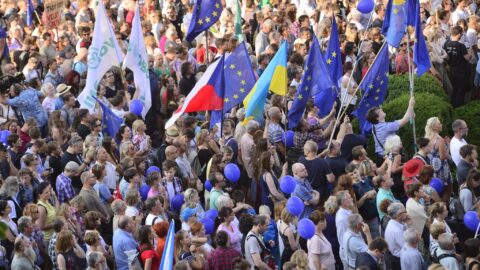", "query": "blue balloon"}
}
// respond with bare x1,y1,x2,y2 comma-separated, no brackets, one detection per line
286,196,304,217
0,130,10,144
280,175,296,194
129,99,143,116
146,166,161,176
283,130,294,148
298,218,315,239
429,178,444,194
357,0,374,13
139,184,150,201
205,180,212,192
224,163,240,182
170,194,184,213
205,209,218,220
464,211,480,231
200,217,215,235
